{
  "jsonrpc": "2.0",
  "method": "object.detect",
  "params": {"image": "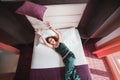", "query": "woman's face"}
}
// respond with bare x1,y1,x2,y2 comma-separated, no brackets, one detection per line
48,37,56,45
